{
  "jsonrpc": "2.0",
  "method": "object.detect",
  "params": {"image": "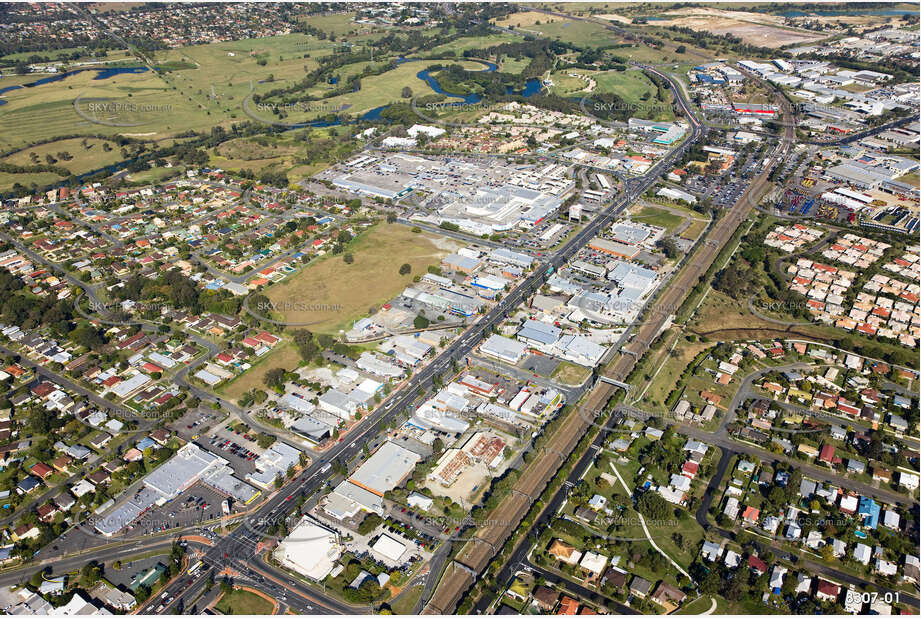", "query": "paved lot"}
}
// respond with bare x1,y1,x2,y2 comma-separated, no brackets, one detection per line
127,483,230,536
106,554,169,589
167,406,223,442
202,422,270,475
520,354,560,379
